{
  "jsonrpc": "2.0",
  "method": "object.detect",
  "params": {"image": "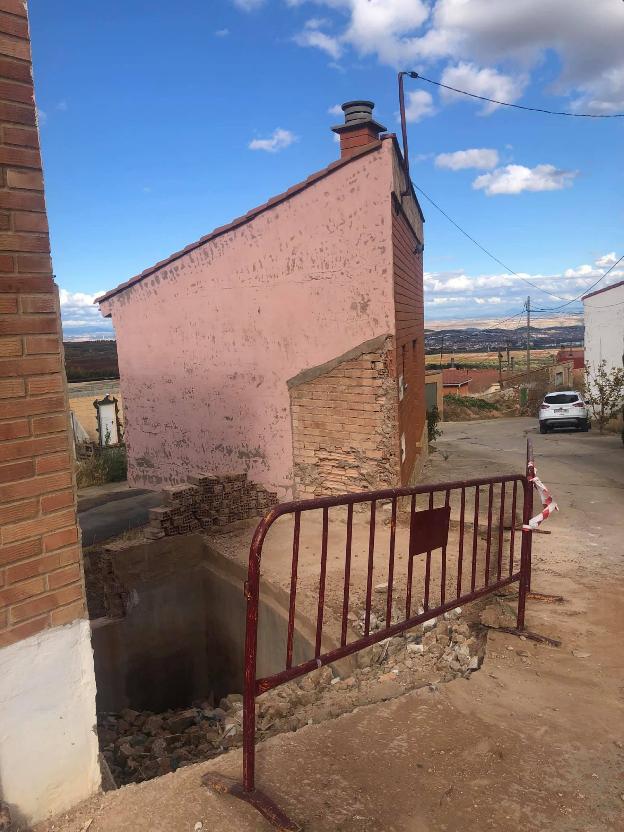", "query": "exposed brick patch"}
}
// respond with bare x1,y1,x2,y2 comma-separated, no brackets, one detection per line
290,336,400,497
146,473,278,538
